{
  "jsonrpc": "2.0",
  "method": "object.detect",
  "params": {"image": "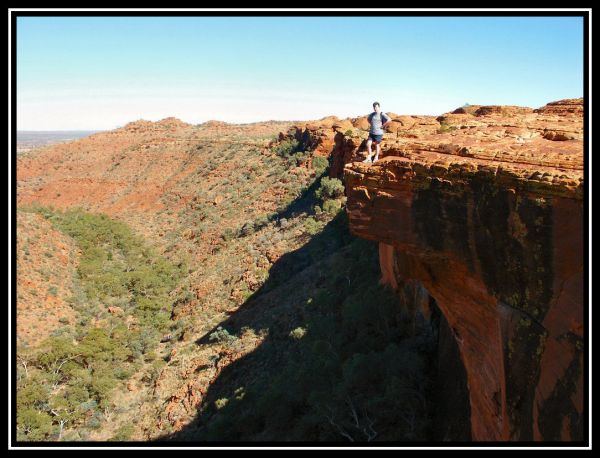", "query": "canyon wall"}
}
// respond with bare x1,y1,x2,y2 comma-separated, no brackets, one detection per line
286,99,585,441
